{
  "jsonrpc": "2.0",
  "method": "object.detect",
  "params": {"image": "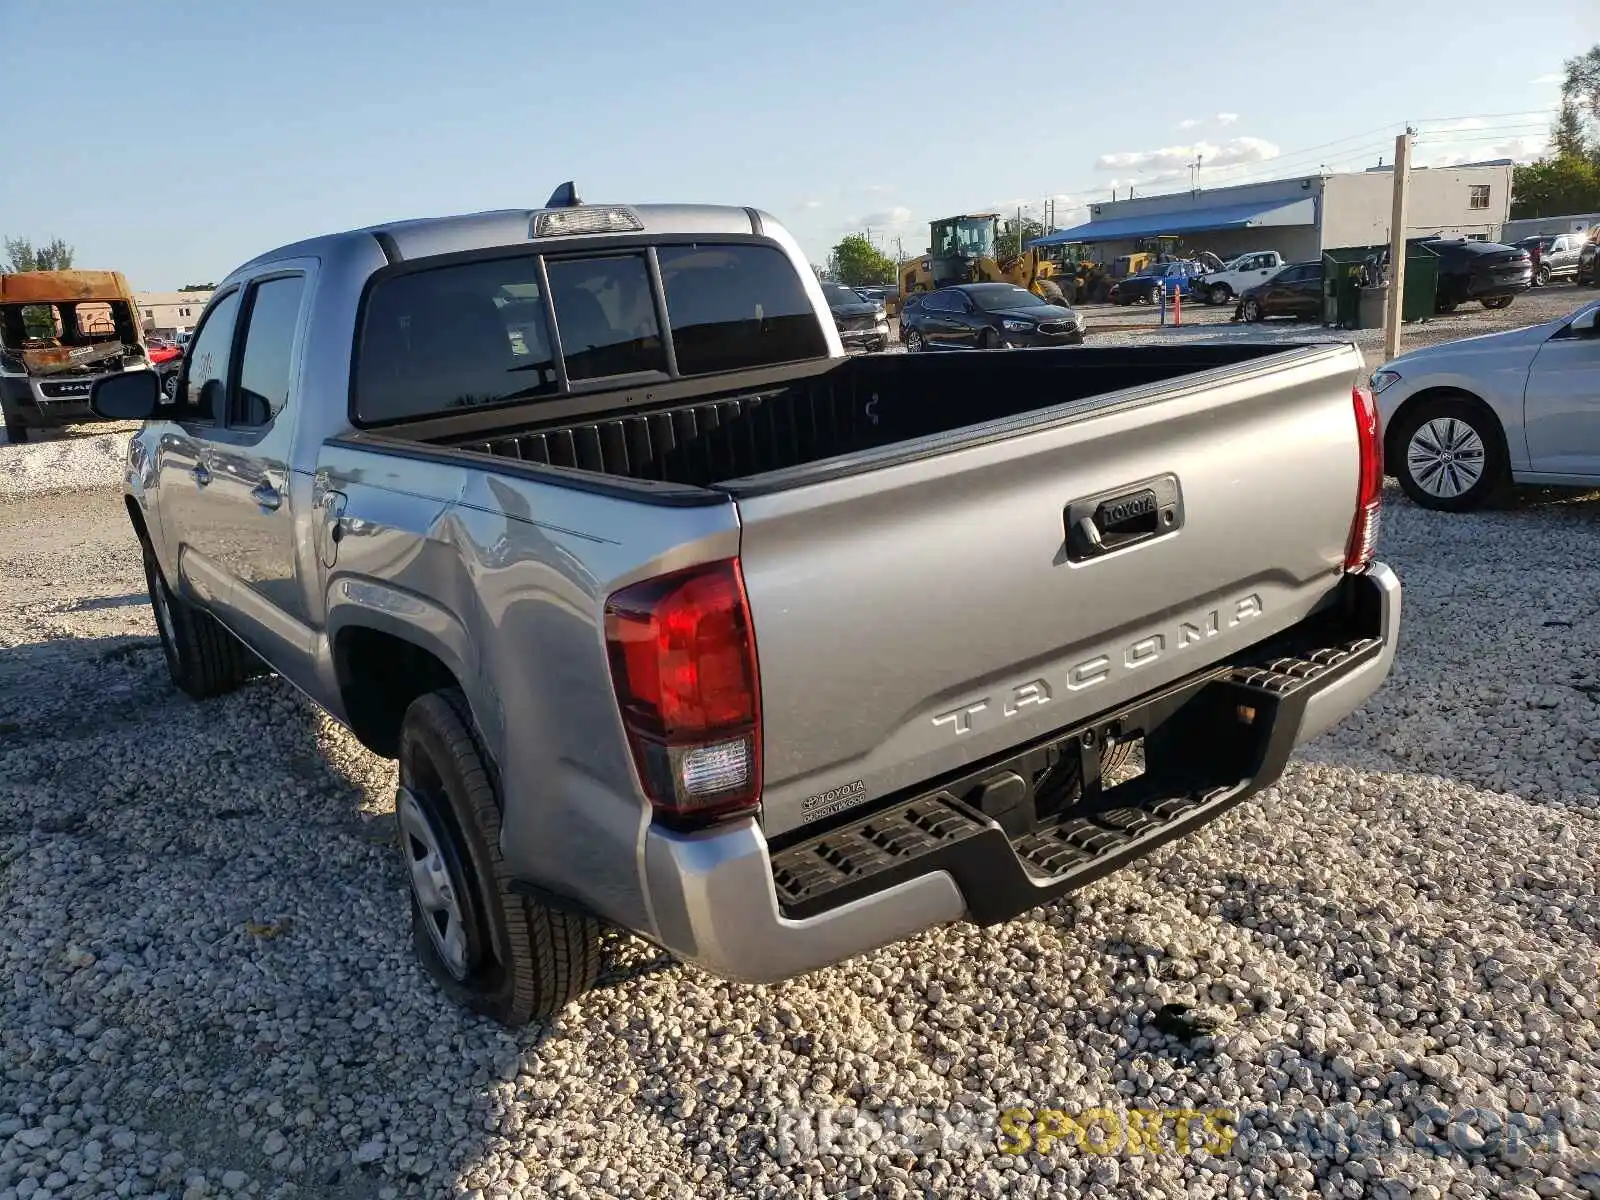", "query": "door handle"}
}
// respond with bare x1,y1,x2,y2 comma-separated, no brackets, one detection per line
251,481,282,511
192,463,211,487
